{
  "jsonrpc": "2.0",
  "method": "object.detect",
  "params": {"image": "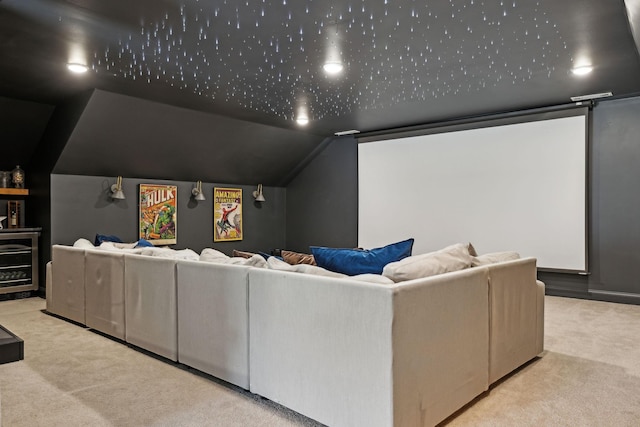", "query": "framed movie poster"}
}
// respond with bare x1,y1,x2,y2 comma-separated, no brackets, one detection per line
139,184,177,245
214,187,243,242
